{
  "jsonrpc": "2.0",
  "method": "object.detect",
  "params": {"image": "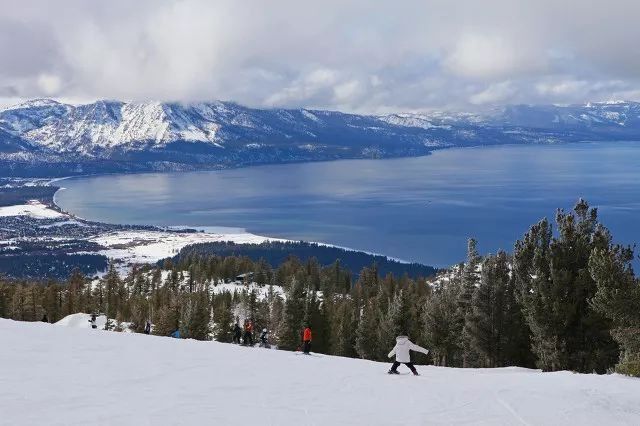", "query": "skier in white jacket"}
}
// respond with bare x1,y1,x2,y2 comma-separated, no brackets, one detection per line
387,336,429,375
